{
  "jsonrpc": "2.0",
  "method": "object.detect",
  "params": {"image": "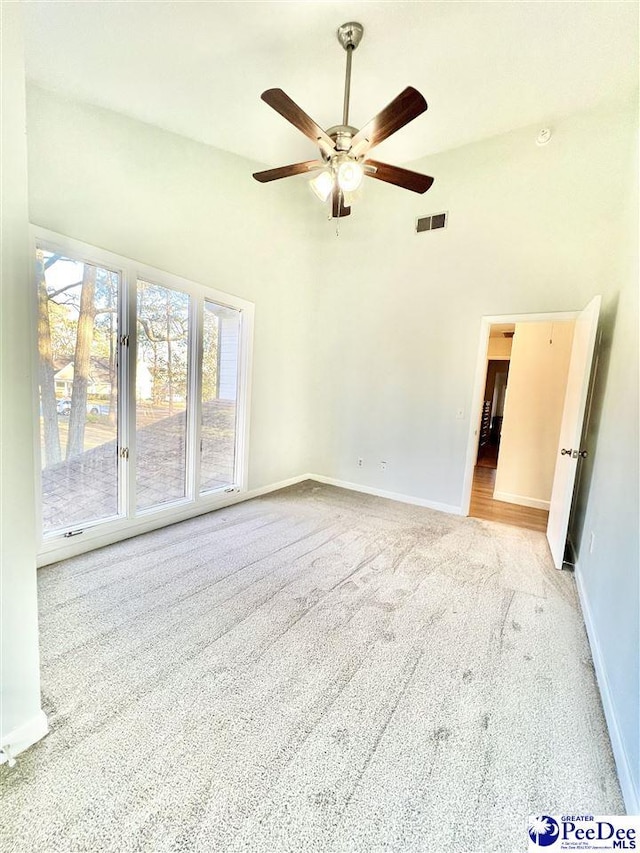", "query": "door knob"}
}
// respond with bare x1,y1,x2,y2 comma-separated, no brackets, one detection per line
578,450,588,459
561,448,572,456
